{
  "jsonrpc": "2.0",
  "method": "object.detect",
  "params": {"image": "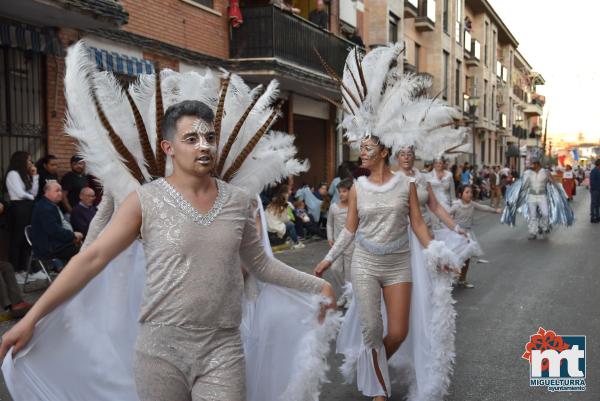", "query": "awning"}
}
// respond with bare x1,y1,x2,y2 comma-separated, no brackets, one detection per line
0,20,63,56
89,46,155,76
